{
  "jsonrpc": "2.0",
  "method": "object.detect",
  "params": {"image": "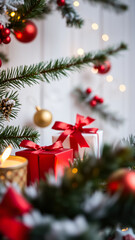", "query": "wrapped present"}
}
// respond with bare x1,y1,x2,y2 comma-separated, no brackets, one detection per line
16,140,73,185
52,114,103,158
